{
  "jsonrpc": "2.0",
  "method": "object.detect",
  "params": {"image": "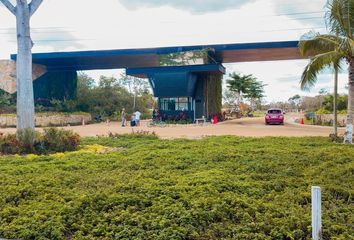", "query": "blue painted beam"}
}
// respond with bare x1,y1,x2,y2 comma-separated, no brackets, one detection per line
10,40,300,71
126,64,226,78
